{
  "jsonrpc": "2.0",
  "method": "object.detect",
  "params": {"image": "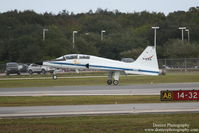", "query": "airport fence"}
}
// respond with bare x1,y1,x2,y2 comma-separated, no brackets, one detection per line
158,58,199,72
0,64,5,73
0,58,199,74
